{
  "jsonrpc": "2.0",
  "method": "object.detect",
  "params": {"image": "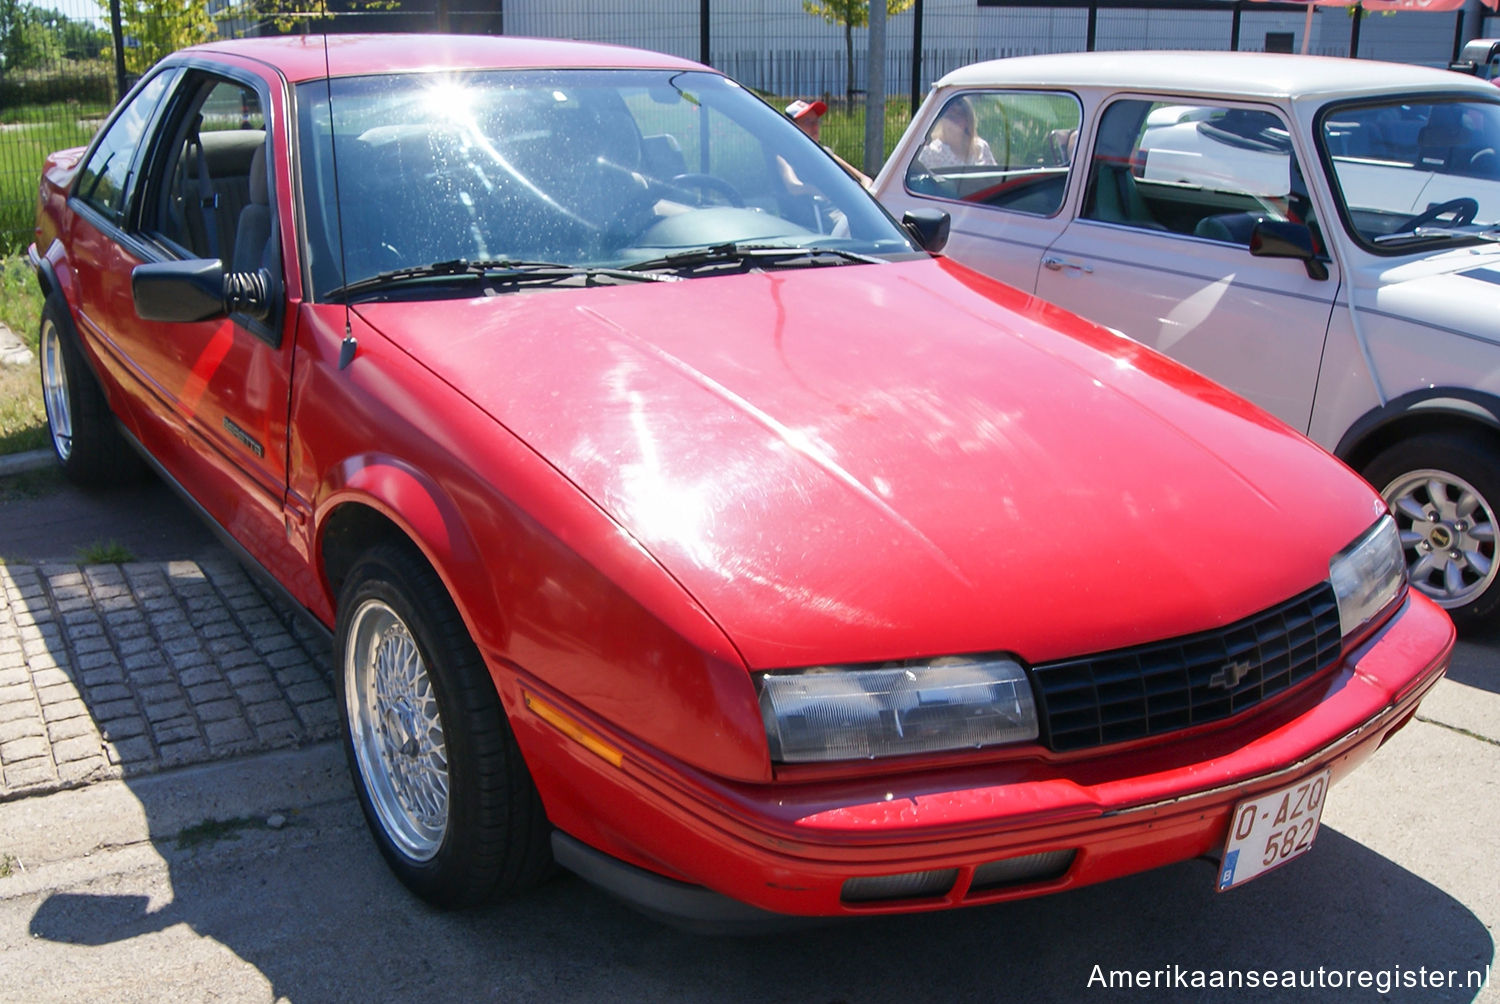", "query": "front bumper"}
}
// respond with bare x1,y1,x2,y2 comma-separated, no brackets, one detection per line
510,592,1453,927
